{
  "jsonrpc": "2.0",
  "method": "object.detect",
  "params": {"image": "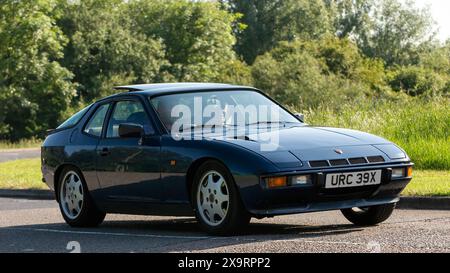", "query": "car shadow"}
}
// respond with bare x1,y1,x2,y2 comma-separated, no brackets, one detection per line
2,216,365,252
103,217,362,236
